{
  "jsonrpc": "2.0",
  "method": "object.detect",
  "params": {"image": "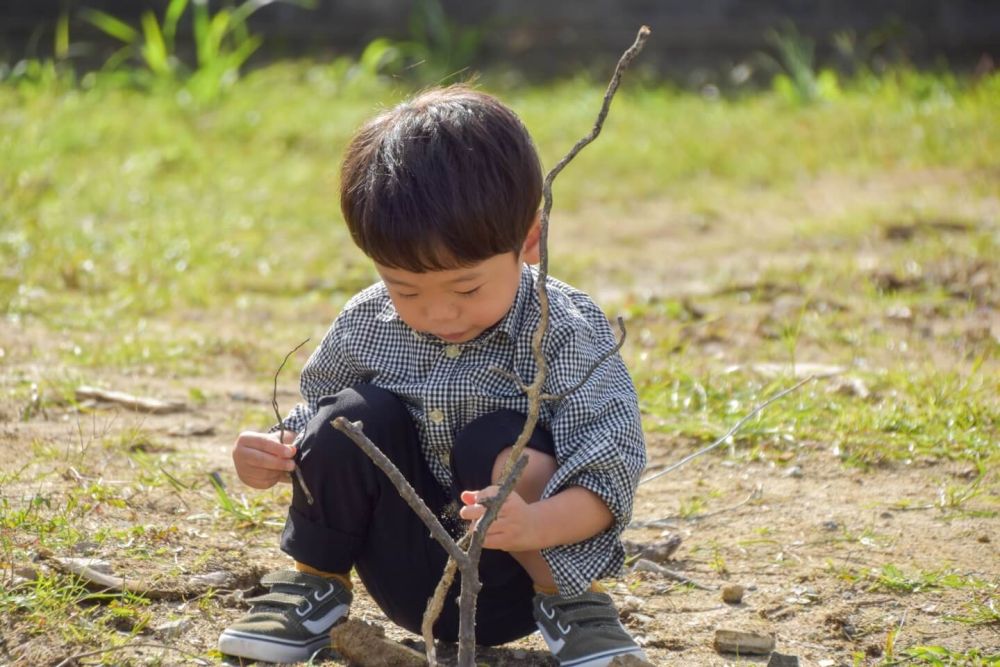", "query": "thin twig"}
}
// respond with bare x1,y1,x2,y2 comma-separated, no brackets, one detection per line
422,531,472,665
541,316,627,401
629,484,762,528
272,337,313,504
639,376,815,486
55,642,208,667
632,558,716,591
333,418,468,566
541,26,652,208
38,549,204,600
421,557,456,666
490,316,626,398
489,367,529,392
